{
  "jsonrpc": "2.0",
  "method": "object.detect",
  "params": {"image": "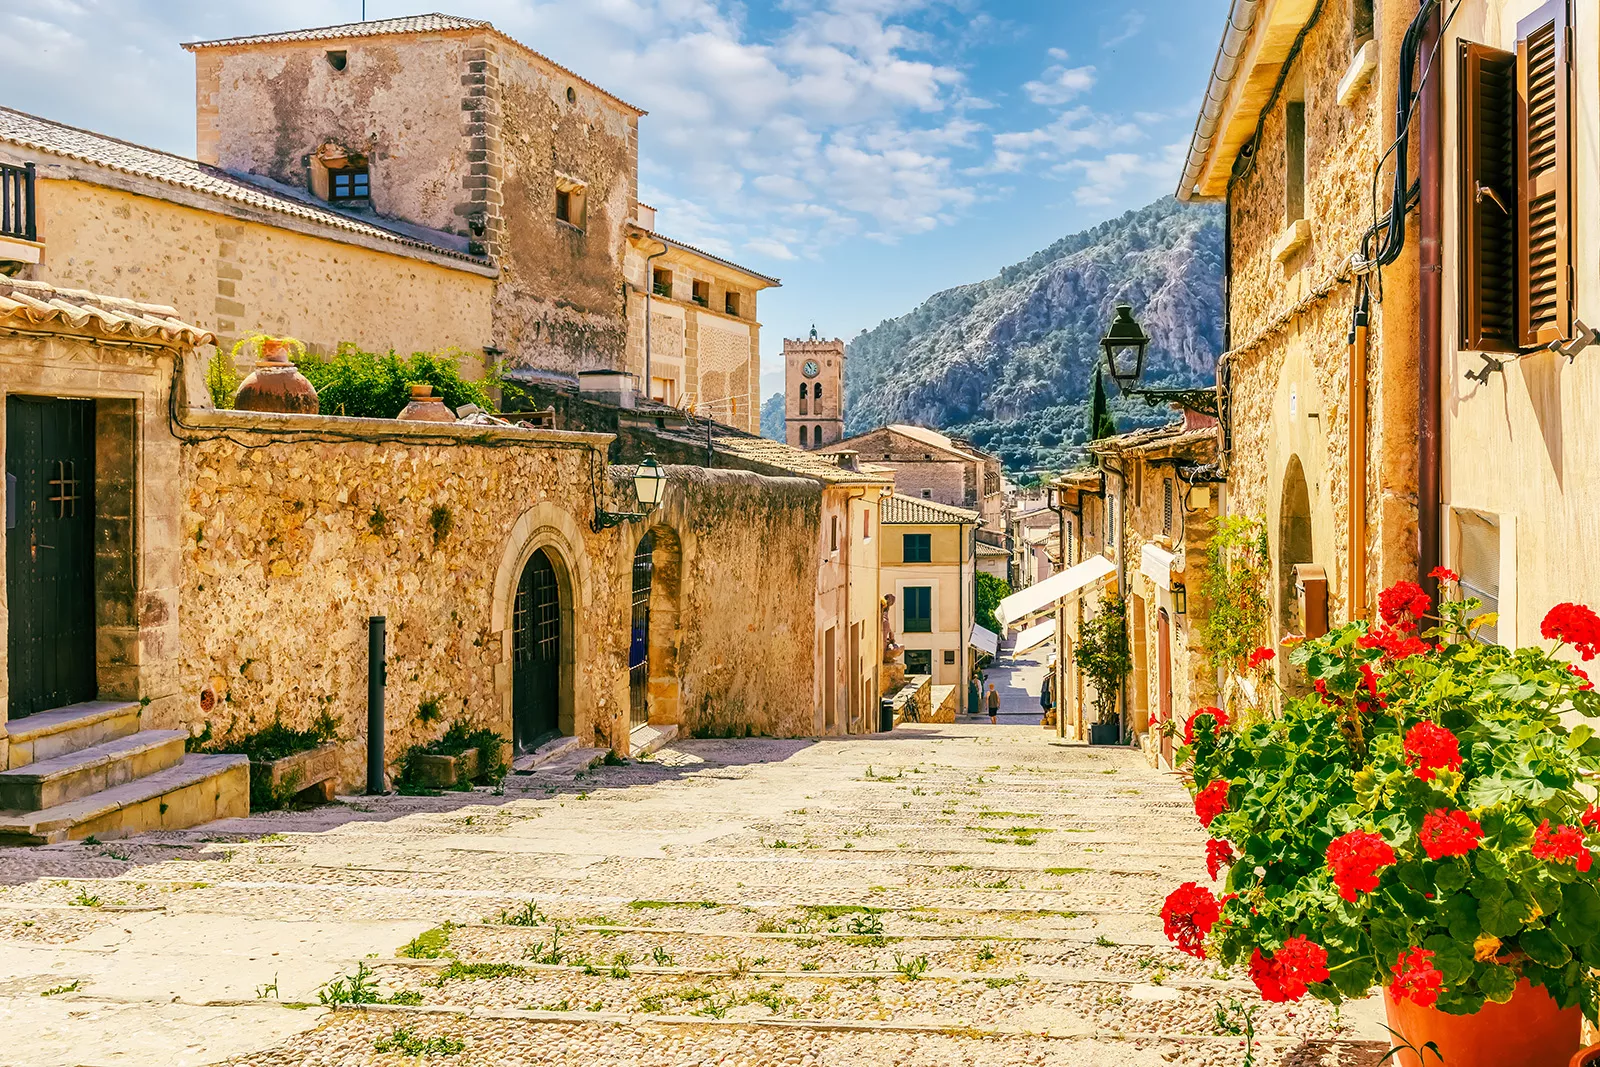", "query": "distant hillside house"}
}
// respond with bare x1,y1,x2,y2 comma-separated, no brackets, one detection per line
0,13,773,432
821,425,1005,534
